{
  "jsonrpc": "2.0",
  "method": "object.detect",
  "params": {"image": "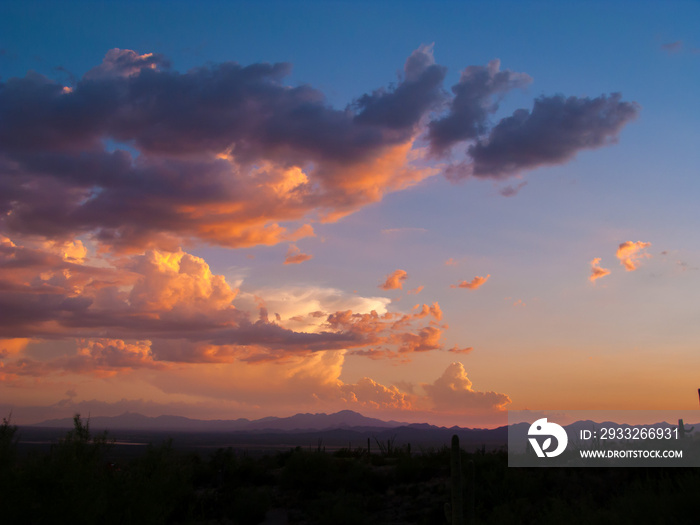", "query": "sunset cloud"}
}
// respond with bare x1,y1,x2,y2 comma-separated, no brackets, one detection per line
450,274,490,290
448,346,474,354
0,48,638,254
589,257,611,282
284,244,313,265
422,362,511,411
379,269,408,290
0,40,641,426
616,241,651,271
340,377,411,410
